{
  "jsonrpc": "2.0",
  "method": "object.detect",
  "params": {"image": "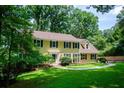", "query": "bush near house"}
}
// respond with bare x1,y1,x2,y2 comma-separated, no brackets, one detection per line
42,54,55,64
97,57,108,63
60,57,72,66
37,54,54,69
18,54,54,72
